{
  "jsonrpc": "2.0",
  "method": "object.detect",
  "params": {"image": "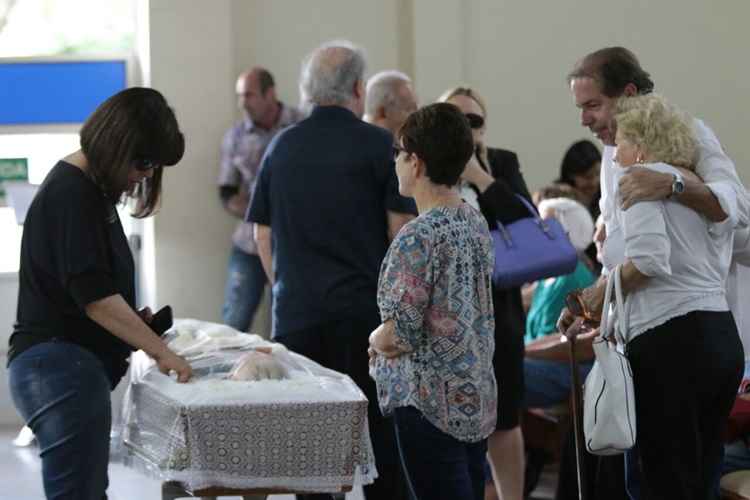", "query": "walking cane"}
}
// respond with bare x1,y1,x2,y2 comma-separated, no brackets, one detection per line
561,300,591,500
